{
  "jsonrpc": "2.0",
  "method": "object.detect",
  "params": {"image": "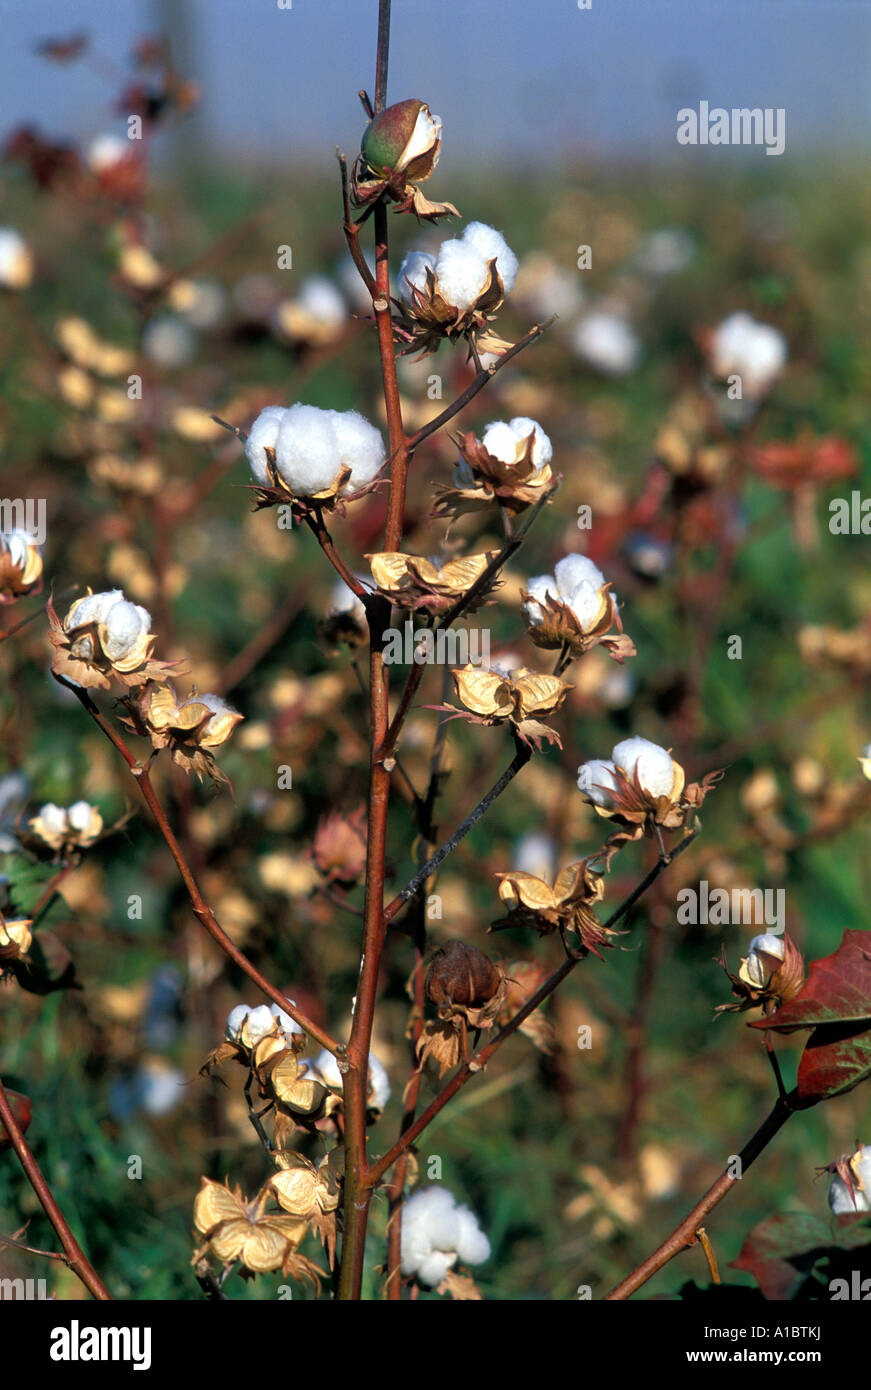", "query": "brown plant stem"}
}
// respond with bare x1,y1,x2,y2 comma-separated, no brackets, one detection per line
605,1093,795,1300
60,678,339,1056
0,1075,112,1299
339,71,409,1295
